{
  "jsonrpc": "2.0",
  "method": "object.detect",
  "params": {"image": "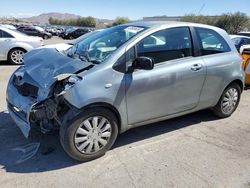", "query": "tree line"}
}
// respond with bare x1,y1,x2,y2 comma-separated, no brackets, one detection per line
109,13,250,34
48,16,96,27
48,12,250,34
180,12,249,34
